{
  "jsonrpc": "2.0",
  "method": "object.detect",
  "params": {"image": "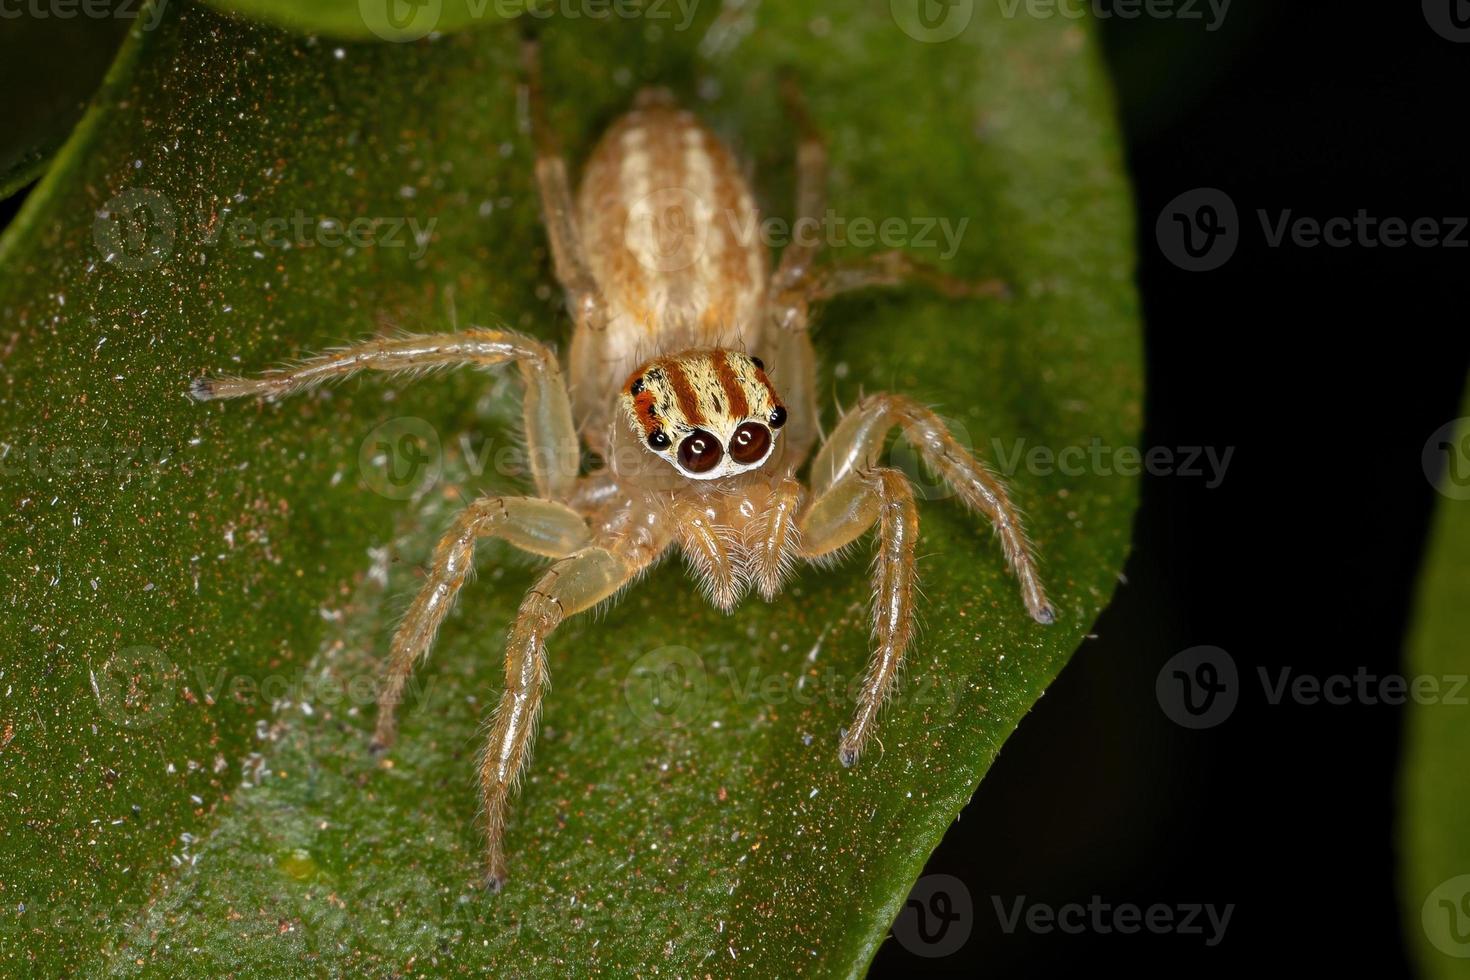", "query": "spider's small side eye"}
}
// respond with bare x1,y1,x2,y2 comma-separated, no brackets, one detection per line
749,356,765,371
730,422,771,464
677,430,723,473
769,406,788,429
648,430,671,450
630,377,645,395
